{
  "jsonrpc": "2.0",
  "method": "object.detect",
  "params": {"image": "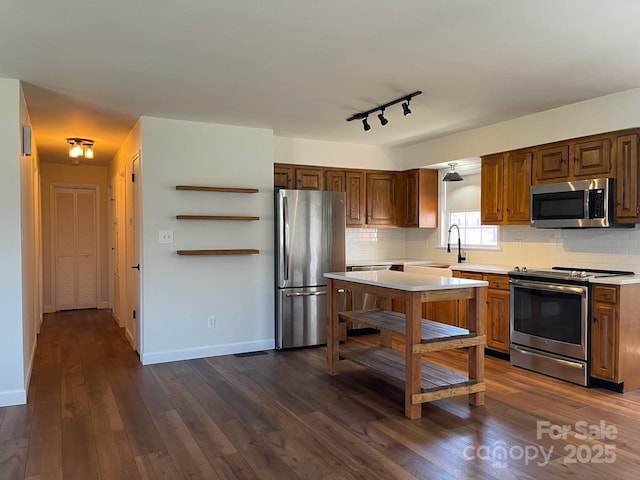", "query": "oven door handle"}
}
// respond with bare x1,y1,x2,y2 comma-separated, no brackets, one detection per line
511,346,586,370
510,279,587,296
